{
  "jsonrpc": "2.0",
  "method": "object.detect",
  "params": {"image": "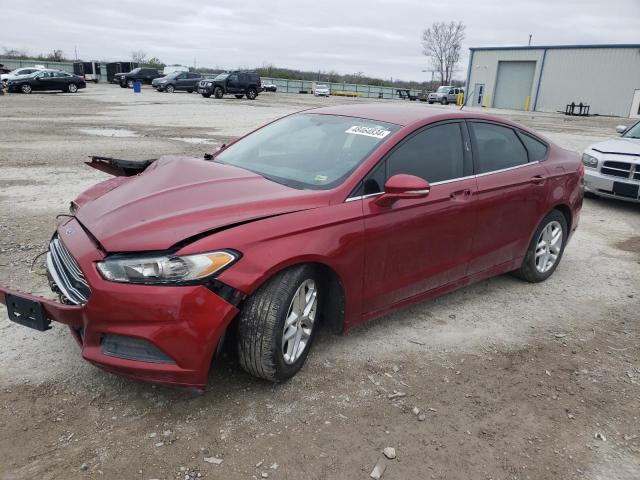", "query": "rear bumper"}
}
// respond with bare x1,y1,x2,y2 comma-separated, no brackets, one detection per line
1,219,240,389
584,168,640,203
